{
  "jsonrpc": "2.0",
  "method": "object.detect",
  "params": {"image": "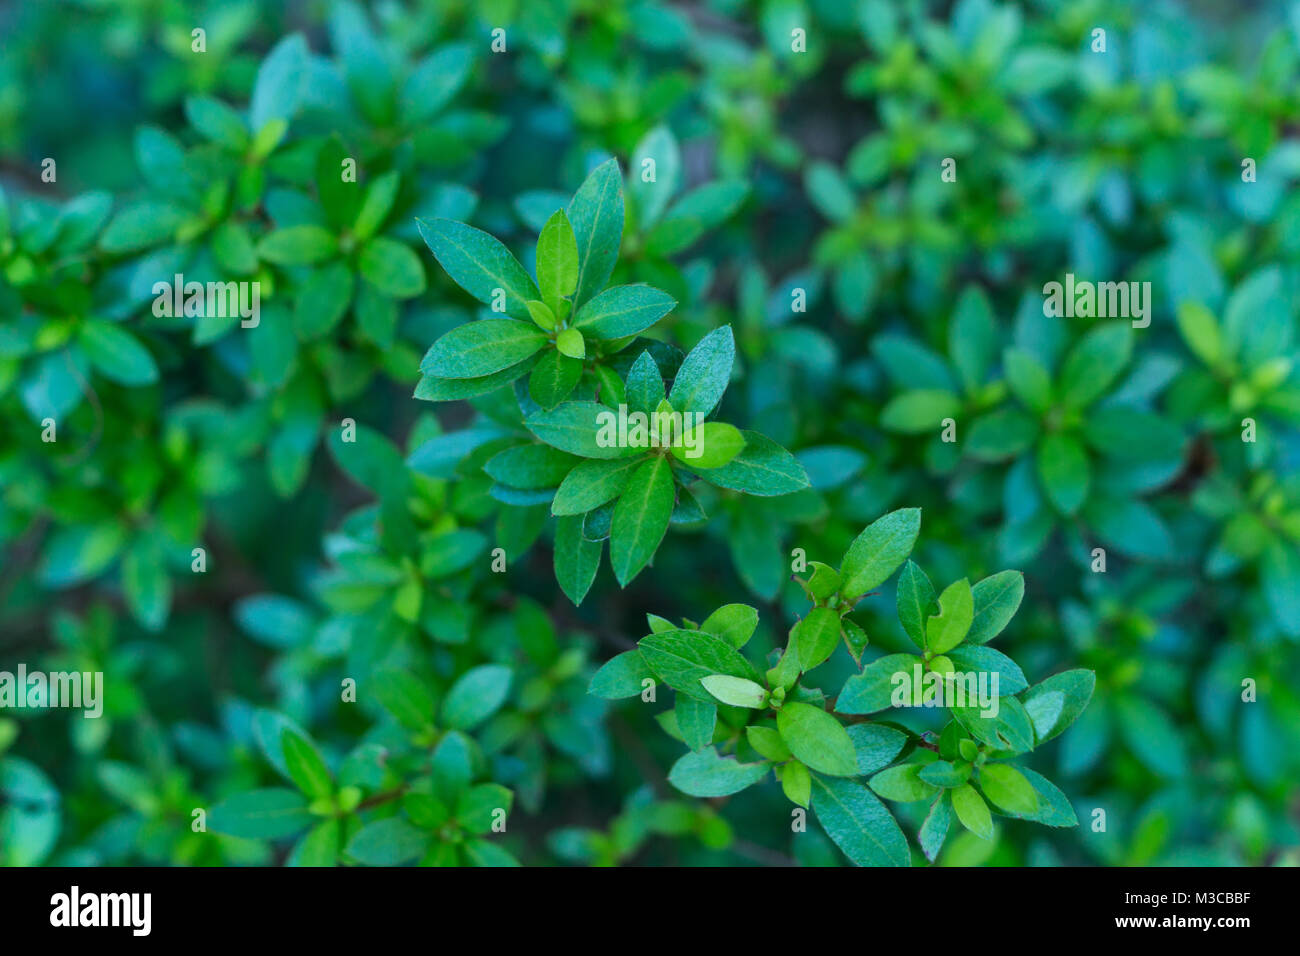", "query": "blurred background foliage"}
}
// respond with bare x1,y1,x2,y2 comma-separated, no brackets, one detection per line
1,0,1298,866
